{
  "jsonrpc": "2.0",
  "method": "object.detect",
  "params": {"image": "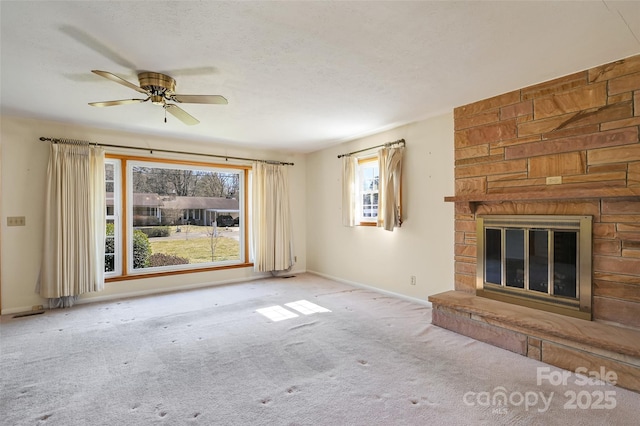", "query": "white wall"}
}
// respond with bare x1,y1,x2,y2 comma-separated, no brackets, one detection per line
0,116,307,314
1,112,453,313
305,112,455,302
